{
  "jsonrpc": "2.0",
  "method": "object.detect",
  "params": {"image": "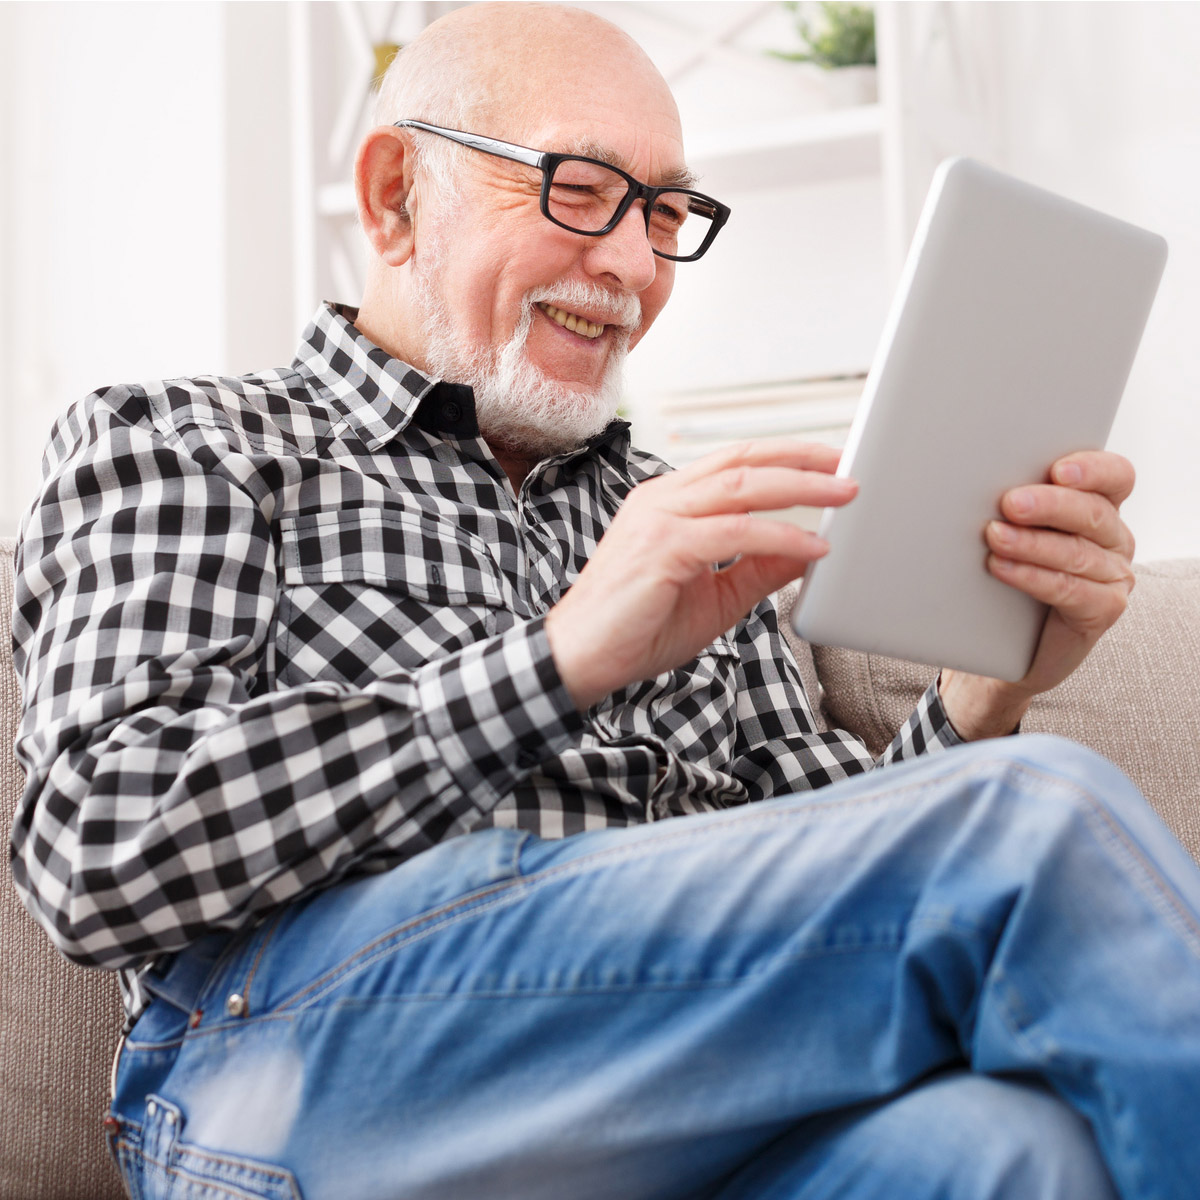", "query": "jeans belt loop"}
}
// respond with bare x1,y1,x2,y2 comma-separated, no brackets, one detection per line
140,932,231,1014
